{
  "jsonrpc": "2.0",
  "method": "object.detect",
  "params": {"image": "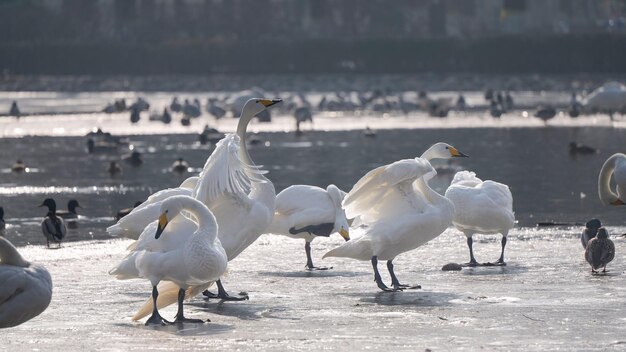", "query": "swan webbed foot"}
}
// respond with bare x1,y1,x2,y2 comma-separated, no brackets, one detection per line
145,312,170,326
463,261,480,267
203,280,249,301
202,290,219,299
